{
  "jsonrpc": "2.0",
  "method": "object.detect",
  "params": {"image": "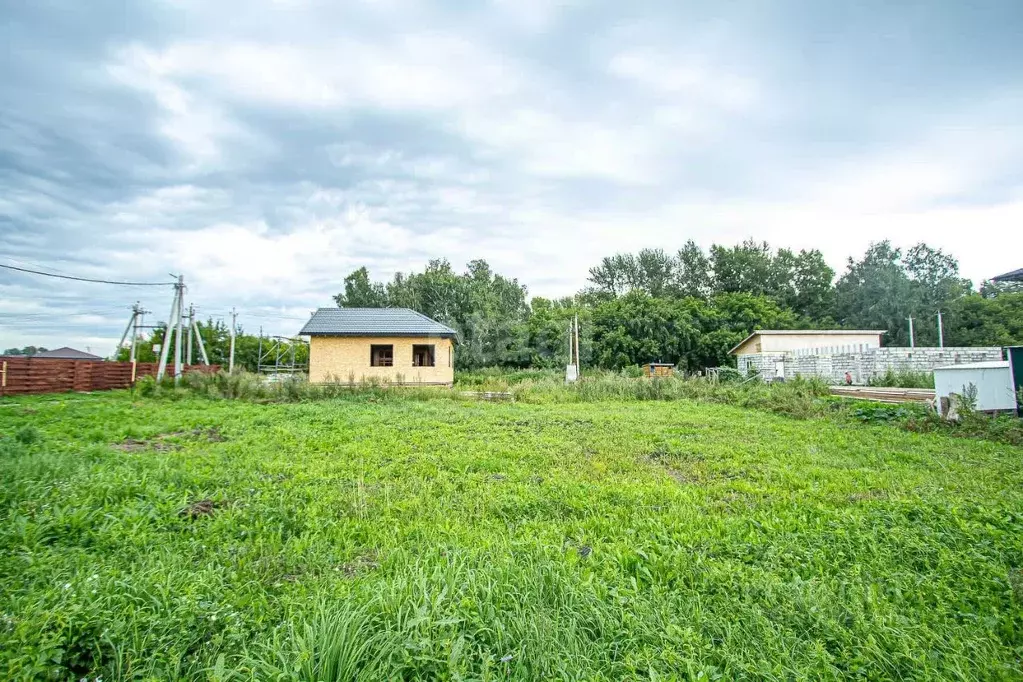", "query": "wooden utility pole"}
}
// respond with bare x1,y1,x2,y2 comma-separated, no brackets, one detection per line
229,308,237,373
